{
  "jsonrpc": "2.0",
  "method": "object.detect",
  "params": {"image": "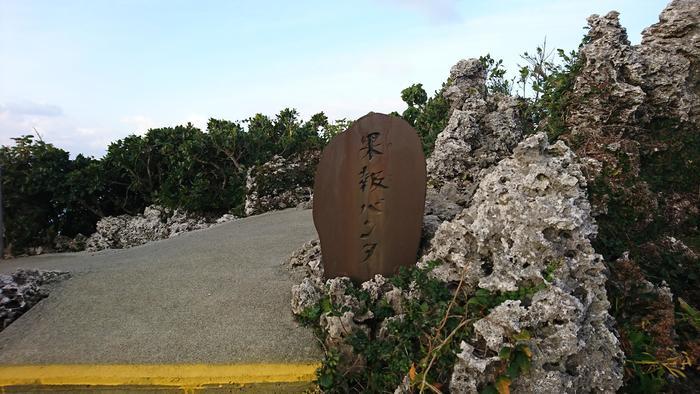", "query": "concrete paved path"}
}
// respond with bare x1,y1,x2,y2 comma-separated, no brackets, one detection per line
0,208,322,365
